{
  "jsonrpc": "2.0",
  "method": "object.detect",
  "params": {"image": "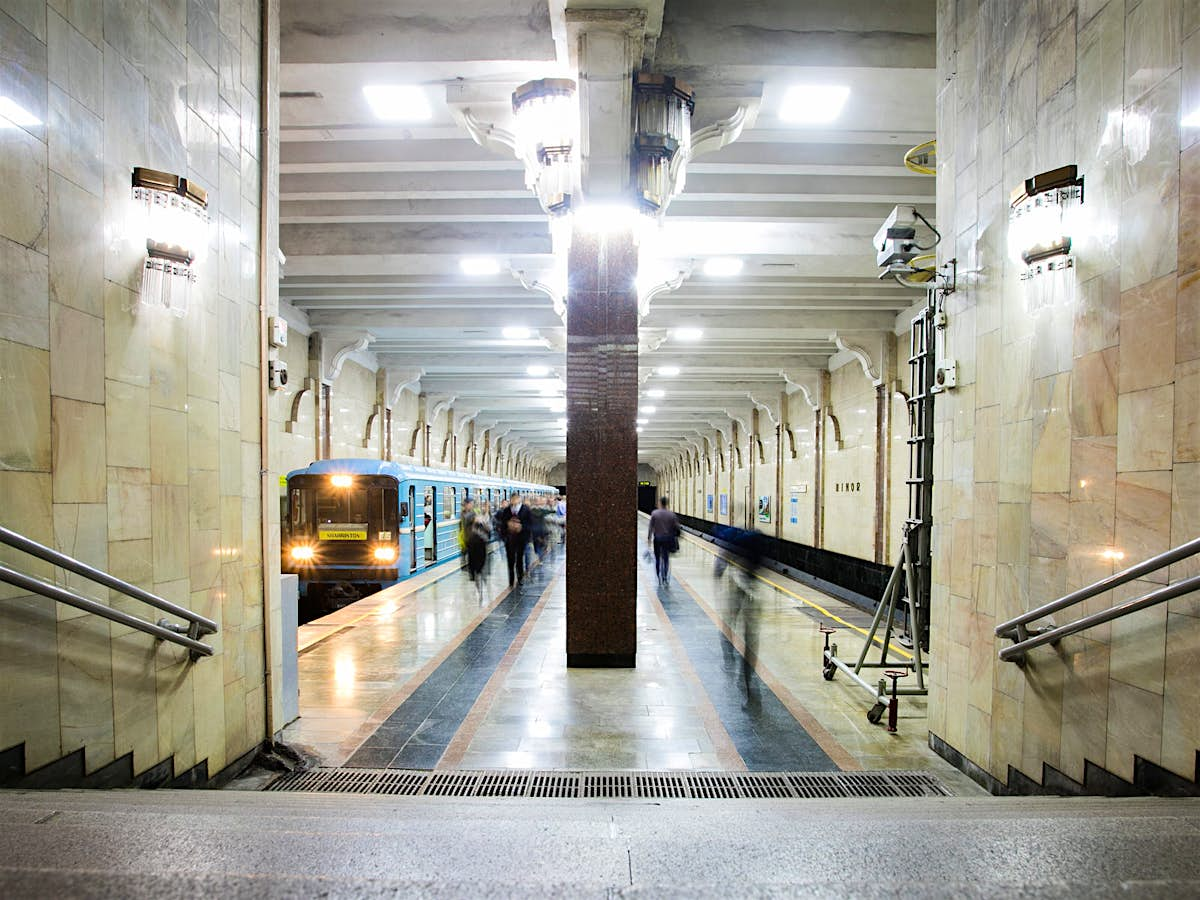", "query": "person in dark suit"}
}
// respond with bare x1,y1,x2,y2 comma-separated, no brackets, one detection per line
497,492,533,587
